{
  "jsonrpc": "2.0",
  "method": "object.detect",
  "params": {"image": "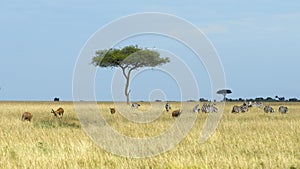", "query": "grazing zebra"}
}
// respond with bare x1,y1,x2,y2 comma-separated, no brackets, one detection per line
201,103,218,113
131,103,140,109
22,112,33,121
193,104,200,113
232,105,241,113
165,103,171,112
51,107,64,118
231,105,248,113
252,101,263,108
278,106,288,114
110,108,116,114
240,105,248,112
264,106,275,113
172,109,181,117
